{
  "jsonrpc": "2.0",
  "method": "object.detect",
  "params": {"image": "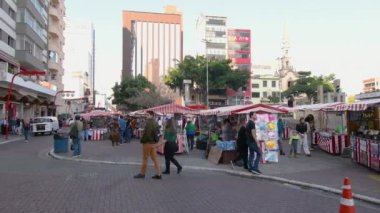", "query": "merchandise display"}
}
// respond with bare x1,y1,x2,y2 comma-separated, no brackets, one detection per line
255,114,279,163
